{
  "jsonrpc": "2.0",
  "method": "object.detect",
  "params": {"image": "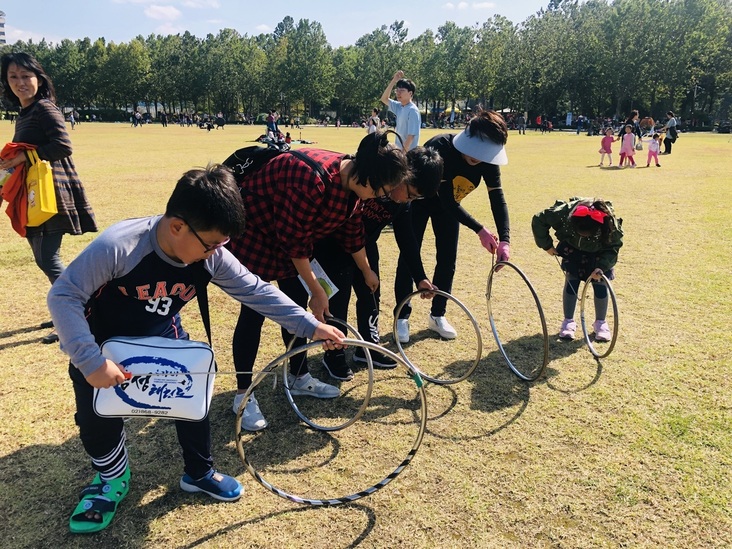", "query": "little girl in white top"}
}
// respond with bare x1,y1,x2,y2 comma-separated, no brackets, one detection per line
646,133,661,167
